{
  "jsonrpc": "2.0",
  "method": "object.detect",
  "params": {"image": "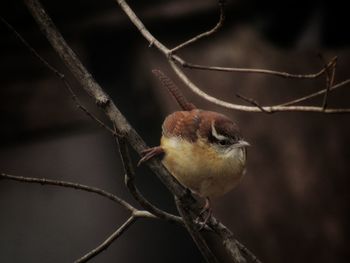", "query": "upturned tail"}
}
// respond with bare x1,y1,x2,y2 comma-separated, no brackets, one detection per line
152,69,196,111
